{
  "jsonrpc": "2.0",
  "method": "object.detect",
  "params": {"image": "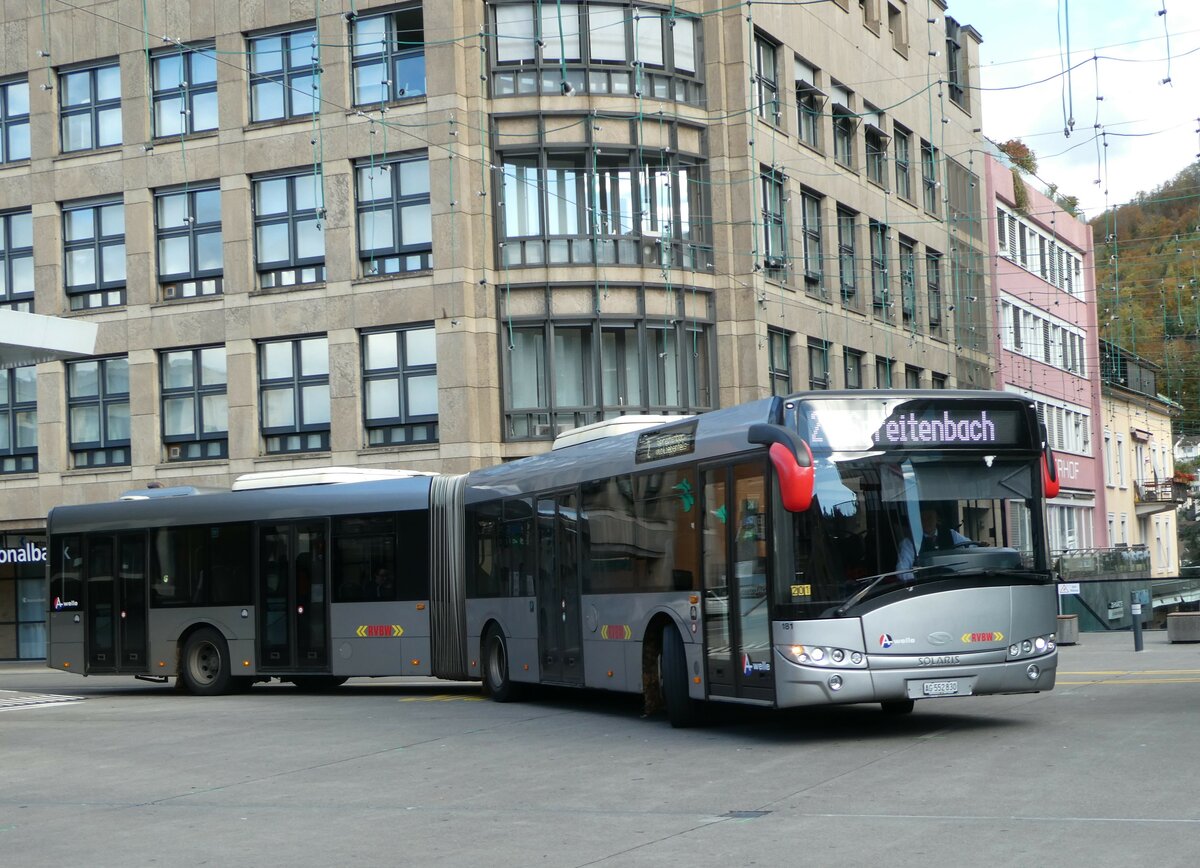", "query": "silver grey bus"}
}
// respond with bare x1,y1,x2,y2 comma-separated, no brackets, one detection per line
45,471,450,694
464,391,1059,725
